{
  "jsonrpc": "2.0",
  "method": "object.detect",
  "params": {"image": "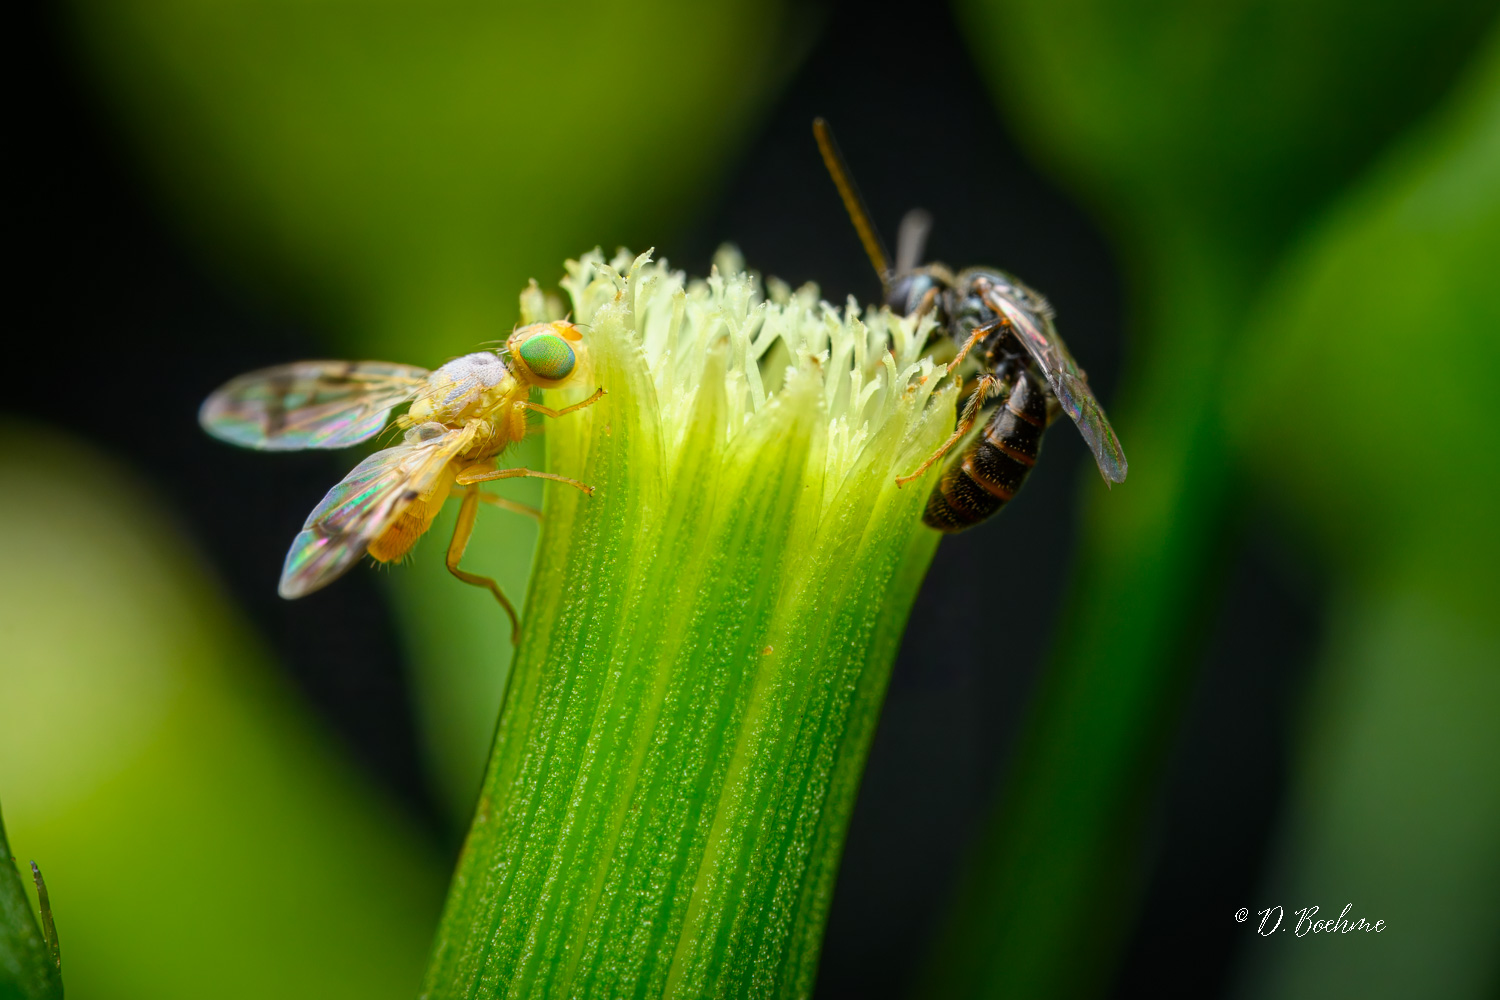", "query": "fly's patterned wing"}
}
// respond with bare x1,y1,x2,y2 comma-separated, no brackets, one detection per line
200,361,429,450
278,423,466,598
984,286,1128,484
